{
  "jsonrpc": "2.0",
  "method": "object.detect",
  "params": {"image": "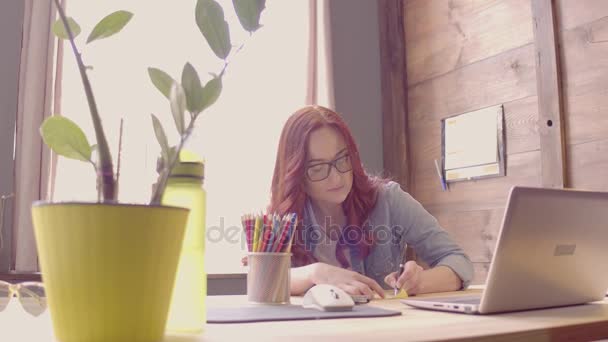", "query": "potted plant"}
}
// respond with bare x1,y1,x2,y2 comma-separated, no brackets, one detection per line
32,0,265,341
